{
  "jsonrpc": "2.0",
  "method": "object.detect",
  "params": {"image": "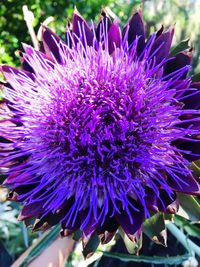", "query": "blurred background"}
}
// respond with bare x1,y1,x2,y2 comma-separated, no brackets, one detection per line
0,0,200,266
